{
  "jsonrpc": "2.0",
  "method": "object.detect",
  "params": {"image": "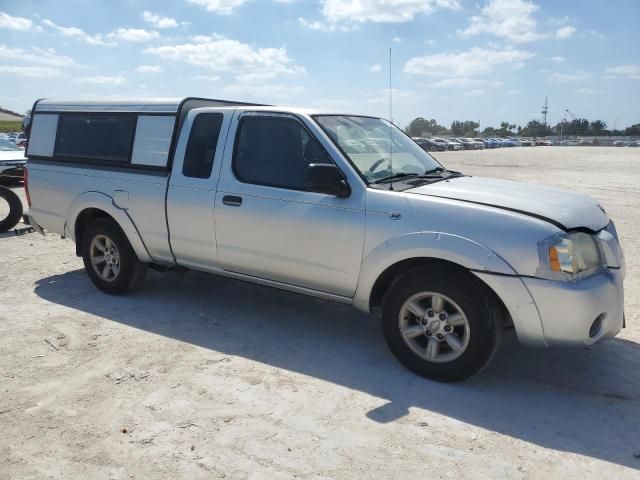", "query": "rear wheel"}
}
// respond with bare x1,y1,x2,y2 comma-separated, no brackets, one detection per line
381,267,501,382
81,218,148,294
